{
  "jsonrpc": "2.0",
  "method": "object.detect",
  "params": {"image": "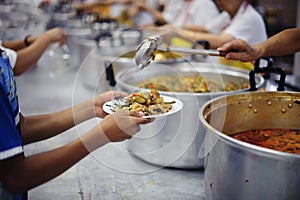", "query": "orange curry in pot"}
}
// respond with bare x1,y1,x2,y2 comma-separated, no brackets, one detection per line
232,129,300,154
